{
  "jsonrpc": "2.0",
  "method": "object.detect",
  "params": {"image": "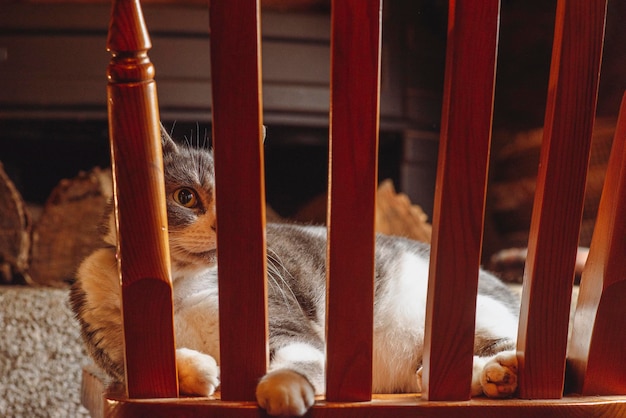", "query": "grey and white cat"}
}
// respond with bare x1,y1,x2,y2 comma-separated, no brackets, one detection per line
70,129,520,416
